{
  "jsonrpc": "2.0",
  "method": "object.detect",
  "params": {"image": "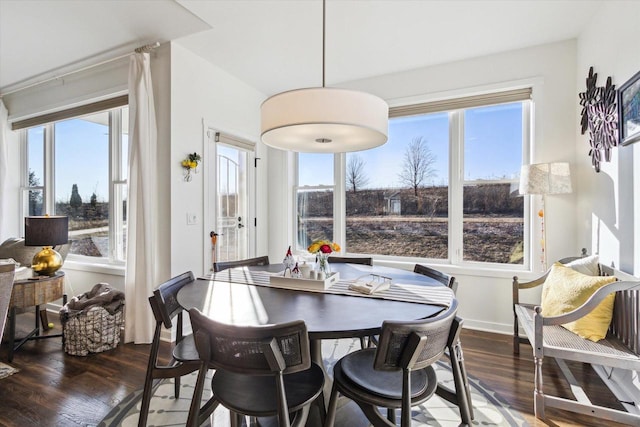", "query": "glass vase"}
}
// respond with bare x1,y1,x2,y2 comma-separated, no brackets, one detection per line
317,253,331,275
